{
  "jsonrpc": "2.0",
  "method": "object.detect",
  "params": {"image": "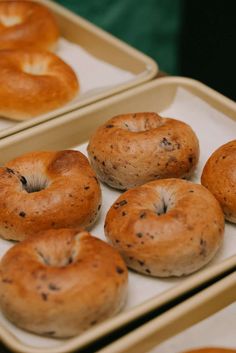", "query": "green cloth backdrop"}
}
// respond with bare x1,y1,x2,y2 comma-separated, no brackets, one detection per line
55,0,182,75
